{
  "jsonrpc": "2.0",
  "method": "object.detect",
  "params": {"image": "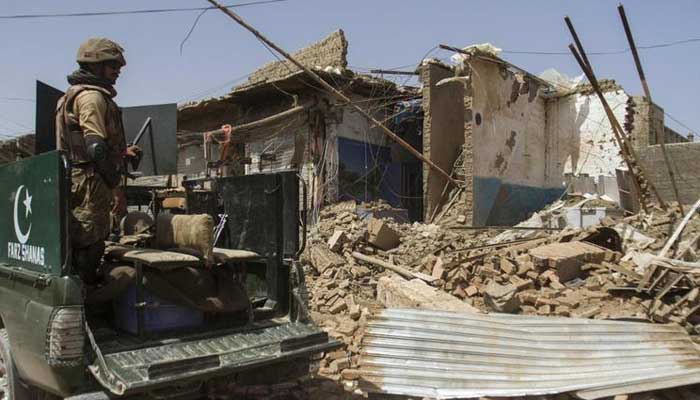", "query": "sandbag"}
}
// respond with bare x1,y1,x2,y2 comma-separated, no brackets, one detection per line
156,214,214,265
